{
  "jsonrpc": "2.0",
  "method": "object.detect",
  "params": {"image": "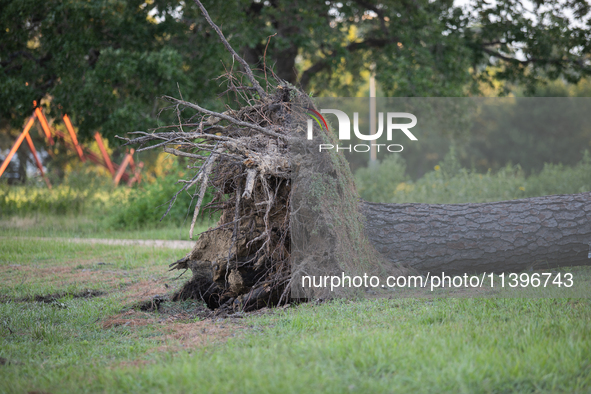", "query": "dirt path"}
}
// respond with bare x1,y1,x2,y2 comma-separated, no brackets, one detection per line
1,236,194,250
